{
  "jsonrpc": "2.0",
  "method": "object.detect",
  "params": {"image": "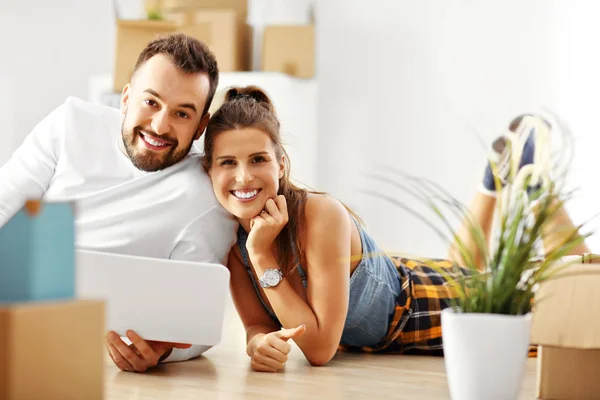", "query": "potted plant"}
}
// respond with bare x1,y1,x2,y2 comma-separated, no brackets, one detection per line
368,114,589,400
